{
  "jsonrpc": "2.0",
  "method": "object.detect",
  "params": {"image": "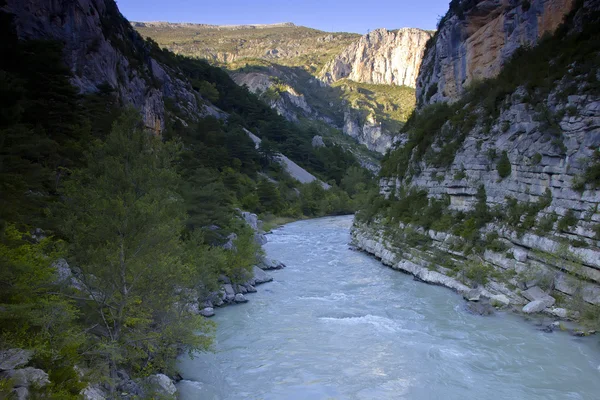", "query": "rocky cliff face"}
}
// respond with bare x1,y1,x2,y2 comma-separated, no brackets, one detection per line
417,0,576,106
321,28,432,88
358,0,600,322
343,111,392,153
2,0,209,133
231,70,323,123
